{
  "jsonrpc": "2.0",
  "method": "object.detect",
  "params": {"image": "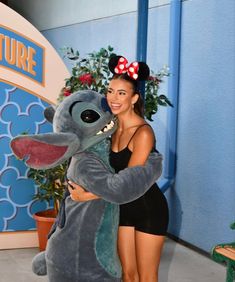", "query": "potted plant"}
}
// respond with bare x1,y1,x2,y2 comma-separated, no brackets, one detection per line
28,46,172,250
28,162,68,251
